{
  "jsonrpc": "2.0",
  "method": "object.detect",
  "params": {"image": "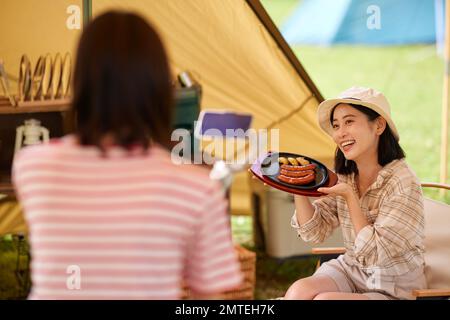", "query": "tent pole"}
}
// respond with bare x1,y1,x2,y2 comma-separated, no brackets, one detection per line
441,0,450,195
82,0,92,27
245,0,323,102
